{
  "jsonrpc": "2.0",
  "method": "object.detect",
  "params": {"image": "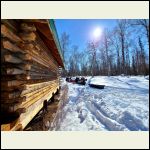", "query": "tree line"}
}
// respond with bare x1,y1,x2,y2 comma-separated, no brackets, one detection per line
60,19,149,77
